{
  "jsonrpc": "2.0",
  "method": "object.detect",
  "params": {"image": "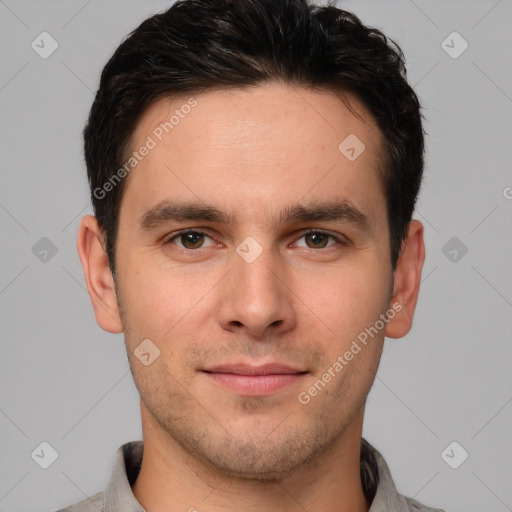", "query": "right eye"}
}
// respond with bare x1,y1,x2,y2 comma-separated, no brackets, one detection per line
163,230,218,251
